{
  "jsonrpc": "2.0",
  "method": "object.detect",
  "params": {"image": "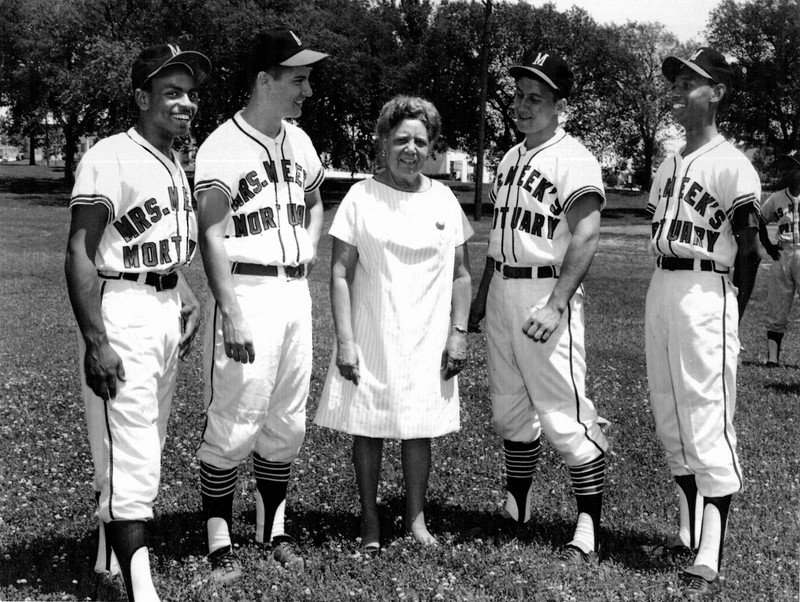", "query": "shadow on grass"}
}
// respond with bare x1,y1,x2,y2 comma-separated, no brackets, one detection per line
0,510,208,601
765,379,800,395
